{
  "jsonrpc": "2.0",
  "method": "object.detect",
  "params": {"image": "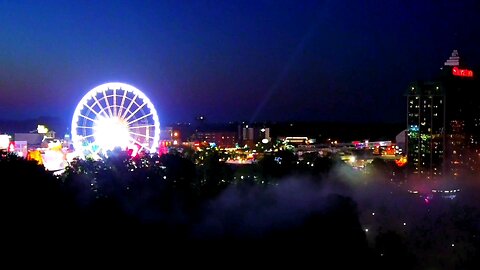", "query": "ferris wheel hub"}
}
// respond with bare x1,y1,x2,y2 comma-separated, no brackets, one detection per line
94,116,130,151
